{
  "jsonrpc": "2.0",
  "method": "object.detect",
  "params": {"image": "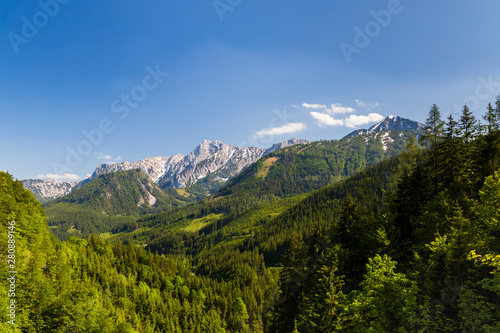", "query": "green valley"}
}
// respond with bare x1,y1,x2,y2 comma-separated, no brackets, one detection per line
3,101,500,332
